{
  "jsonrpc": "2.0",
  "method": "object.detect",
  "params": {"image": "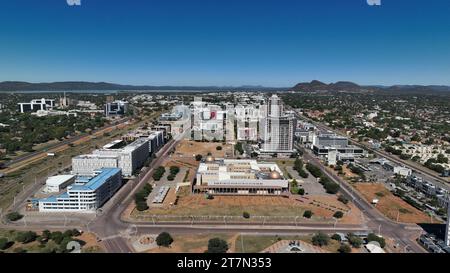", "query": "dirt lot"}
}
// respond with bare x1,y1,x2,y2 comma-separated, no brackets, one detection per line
79,232,105,253
354,183,438,224
300,195,363,225
174,140,233,158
